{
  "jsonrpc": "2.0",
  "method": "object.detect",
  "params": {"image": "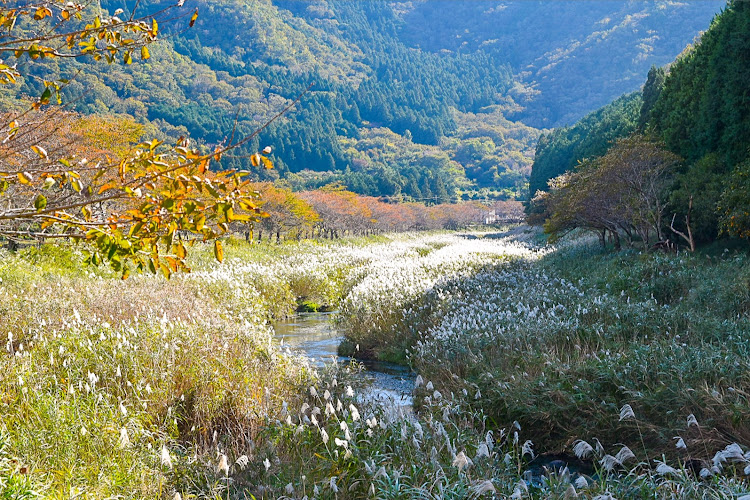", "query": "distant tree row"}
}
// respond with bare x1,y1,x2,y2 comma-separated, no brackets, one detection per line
246,183,521,243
